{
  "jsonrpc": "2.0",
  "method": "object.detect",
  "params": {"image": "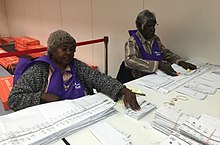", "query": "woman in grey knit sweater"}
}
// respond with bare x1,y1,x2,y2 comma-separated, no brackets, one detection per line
8,30,140,111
